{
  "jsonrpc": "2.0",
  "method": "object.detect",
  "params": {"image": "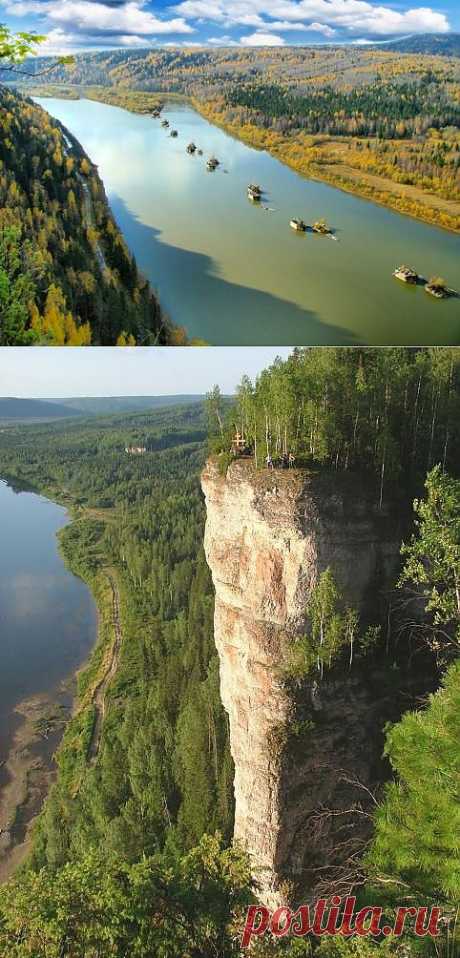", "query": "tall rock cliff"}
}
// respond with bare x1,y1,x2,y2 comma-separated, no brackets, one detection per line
201,458,412,908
